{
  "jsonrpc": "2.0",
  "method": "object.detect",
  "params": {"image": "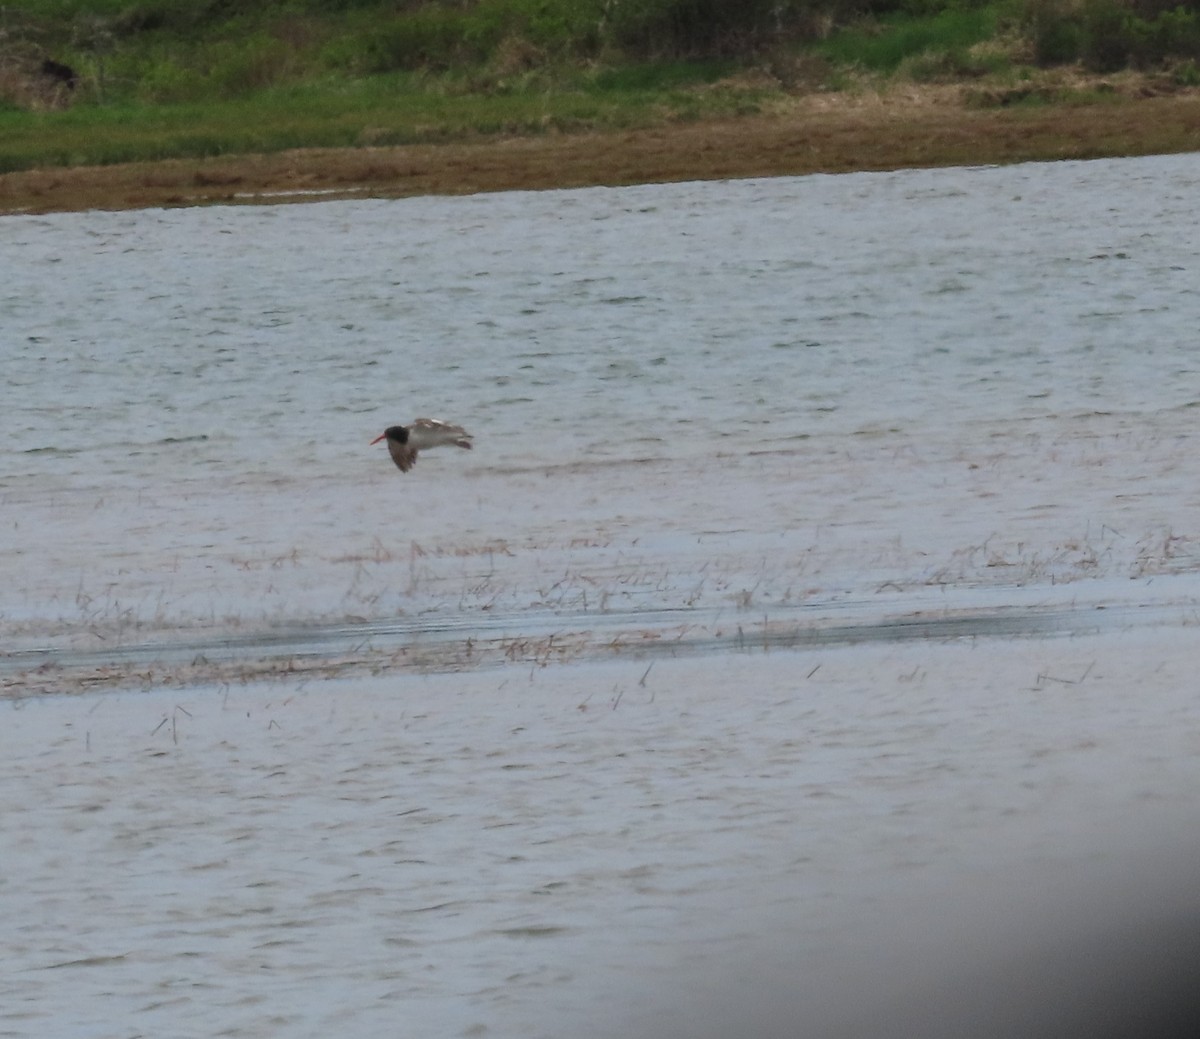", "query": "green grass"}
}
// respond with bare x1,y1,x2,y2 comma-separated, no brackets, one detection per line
3,0,1200,175
587,60,736,92
816,8,1005,73
0,0,768,172
0,74,749,173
